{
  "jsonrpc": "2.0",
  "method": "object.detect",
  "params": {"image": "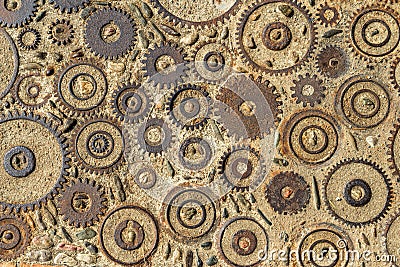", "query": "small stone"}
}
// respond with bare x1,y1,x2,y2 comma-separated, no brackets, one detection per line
366,136,378,147
201,242,212,250
84,241,98,254
279,5,294,17
54,253,78,266
206,255,218,266
76,253,96,264
76,228,96,240
57,242,84,252
181,32,199,46
27,250,52,262
32,235,54,249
